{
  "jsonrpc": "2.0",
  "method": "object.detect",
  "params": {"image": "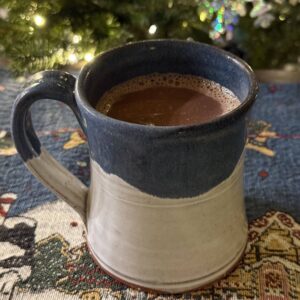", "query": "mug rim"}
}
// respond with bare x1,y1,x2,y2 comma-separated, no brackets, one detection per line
76,39,258,131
